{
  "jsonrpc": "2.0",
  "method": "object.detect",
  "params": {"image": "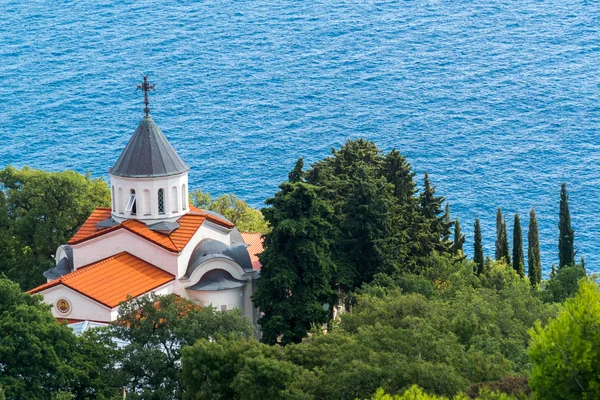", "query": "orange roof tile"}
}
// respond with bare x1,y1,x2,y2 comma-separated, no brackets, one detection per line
30,252,174,308
68,208,116,243
68,207,234,252
241,232,264,270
